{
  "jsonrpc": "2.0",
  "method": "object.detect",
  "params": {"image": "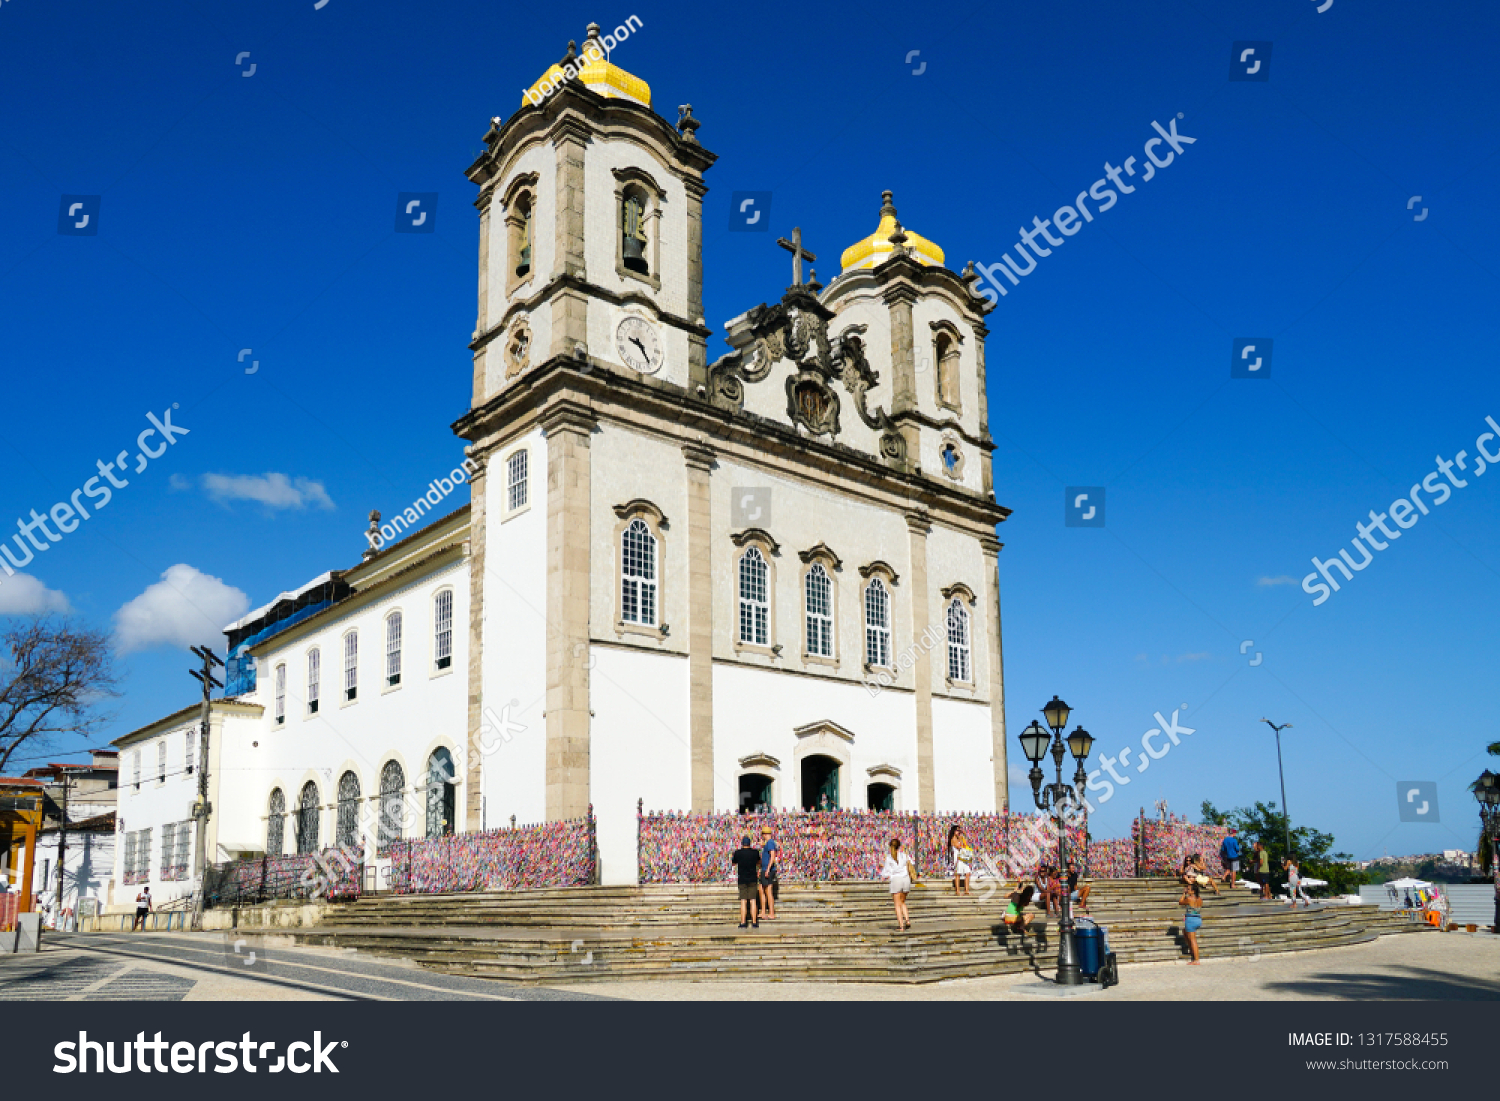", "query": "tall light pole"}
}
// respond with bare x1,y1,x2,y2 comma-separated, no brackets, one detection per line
189,645,223,886
1018,695,1094,986
1261,719,1294,858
